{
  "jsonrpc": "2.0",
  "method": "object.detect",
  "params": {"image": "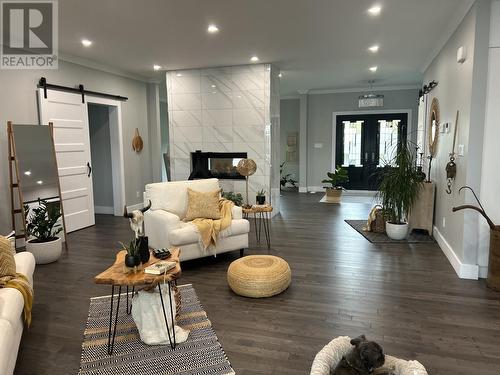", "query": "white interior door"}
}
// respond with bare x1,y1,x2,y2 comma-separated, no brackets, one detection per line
38,89,95,232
